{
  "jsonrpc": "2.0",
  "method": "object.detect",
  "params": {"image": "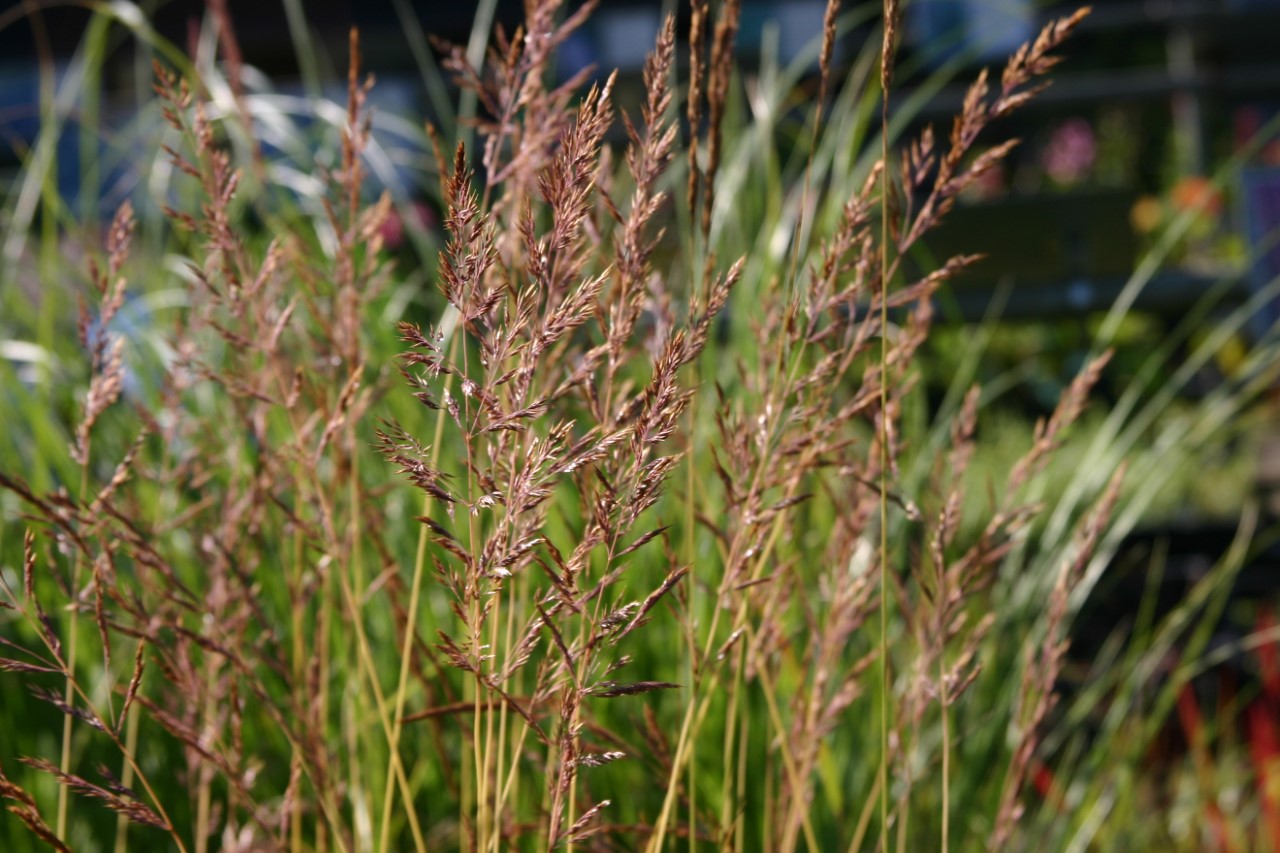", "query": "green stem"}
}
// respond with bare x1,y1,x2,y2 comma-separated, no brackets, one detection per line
940,657,950,853
112,694,142,853
378,337,456,853
877,16,894,851
194,657,217,853
57,440,92,841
